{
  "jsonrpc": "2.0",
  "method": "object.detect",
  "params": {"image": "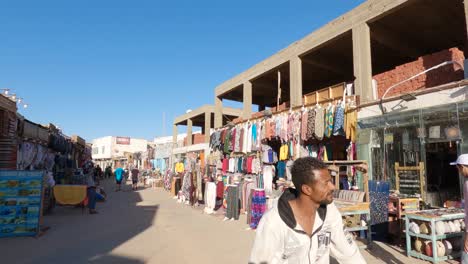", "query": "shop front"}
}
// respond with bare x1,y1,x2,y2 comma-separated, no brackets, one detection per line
358,100,468,207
